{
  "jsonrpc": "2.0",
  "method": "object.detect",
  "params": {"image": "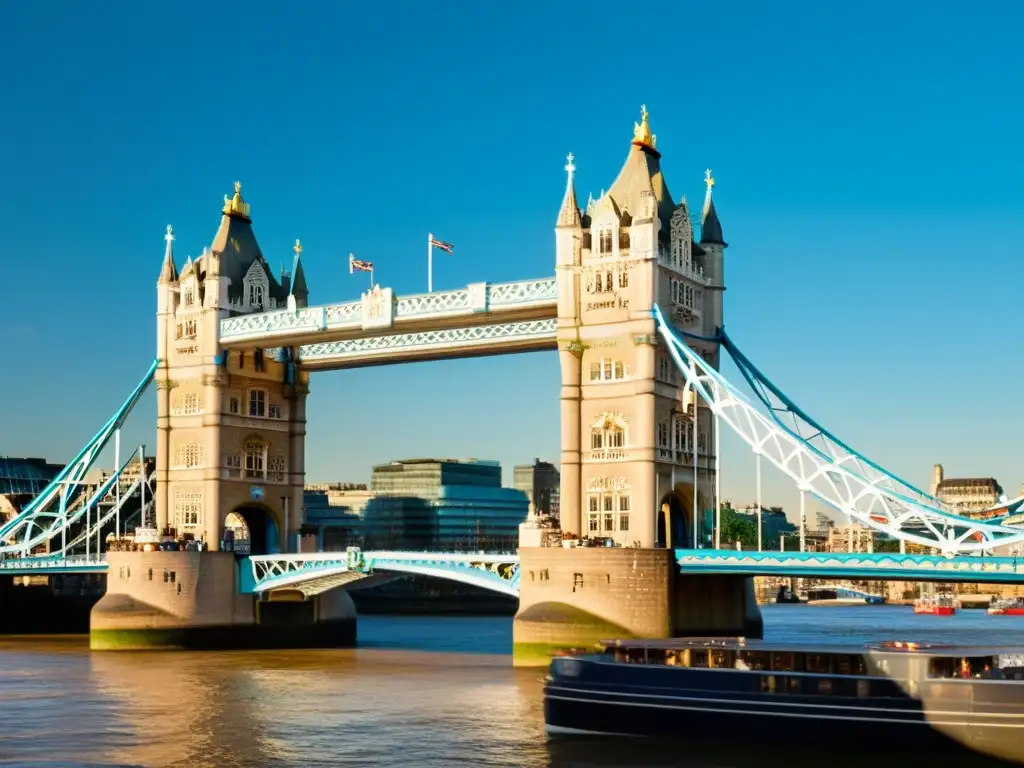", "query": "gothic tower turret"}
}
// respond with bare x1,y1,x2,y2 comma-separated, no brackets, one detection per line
155,183,310,552
553,106,723,548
